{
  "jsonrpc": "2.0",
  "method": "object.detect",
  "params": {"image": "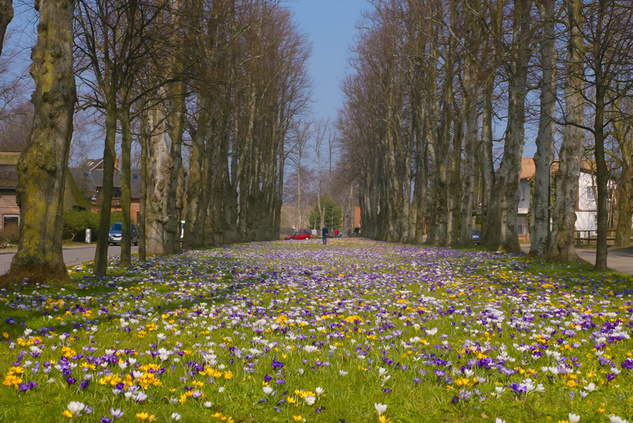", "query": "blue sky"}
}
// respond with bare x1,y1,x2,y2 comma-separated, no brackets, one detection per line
282,0,369,123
